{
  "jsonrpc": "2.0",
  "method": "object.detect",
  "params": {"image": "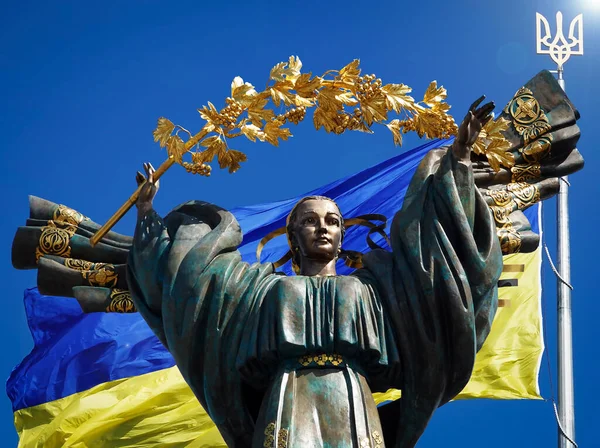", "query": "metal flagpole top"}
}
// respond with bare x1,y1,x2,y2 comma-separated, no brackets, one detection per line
536,11,584,71
535,10,583,448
